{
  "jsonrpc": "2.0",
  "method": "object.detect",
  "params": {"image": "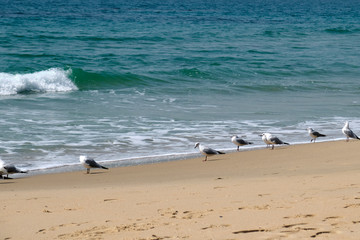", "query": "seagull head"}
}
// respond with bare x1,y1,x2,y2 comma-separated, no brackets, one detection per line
307,127,314,132
79,155,87,163
194,142,200,149
344,121,349,128
260,133,270,137
260,133,272,140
